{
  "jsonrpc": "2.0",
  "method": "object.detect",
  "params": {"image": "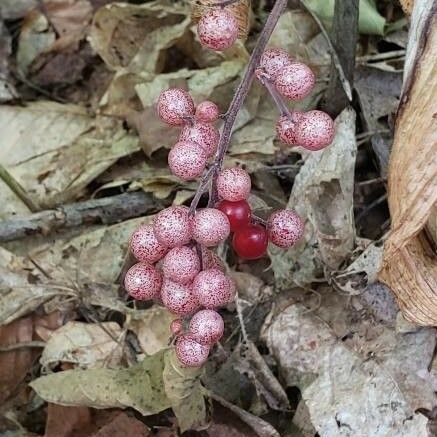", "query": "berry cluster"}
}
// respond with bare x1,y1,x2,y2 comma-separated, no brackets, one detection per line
256,48,335,151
